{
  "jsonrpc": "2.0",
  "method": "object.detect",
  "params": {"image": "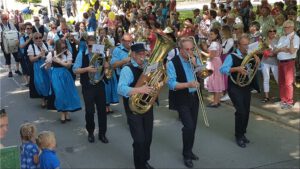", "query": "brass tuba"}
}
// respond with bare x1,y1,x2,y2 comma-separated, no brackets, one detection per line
230,41,269,87
128,33,176,114
88,53,105,85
